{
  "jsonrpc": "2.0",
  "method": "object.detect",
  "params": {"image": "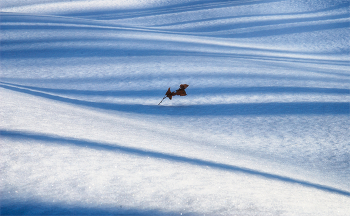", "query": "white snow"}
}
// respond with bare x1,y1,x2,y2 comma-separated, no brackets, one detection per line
1,0,349,215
